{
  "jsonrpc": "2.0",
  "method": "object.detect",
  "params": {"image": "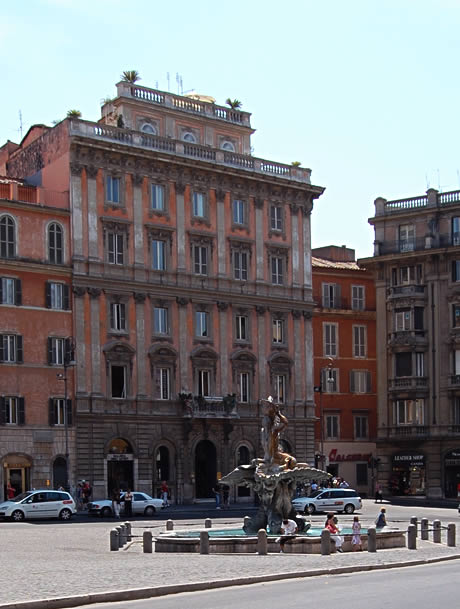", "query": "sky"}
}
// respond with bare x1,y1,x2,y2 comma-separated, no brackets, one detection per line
1,0,459,259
